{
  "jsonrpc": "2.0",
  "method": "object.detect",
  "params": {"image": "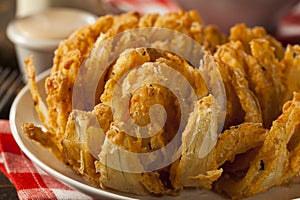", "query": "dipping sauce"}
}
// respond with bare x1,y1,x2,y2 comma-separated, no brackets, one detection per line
14,8,97,40
6,8,97,81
